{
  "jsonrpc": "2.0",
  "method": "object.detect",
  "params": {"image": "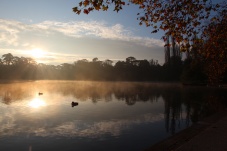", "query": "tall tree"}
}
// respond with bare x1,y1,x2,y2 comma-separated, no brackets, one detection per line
2,53,14,65
103,59,113,66
164,35,170,64
0,58,3,65
201,9,227,84
126,56,136,64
